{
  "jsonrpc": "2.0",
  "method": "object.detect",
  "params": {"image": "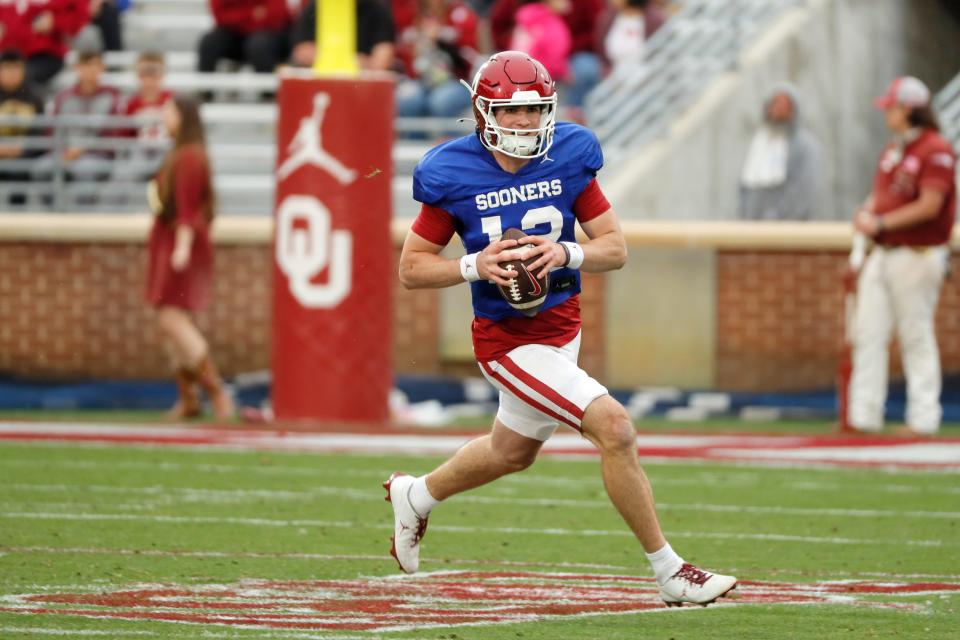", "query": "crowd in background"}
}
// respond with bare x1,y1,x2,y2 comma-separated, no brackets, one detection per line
0,0,676,207
193,0,673,118
0,0,676,101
